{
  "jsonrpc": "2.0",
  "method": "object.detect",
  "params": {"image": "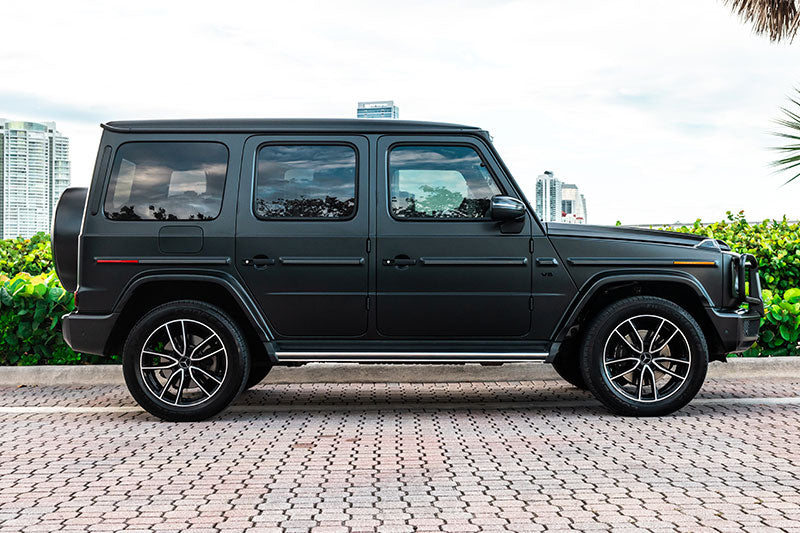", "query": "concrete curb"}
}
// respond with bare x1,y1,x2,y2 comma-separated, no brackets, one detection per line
0,357,797,386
